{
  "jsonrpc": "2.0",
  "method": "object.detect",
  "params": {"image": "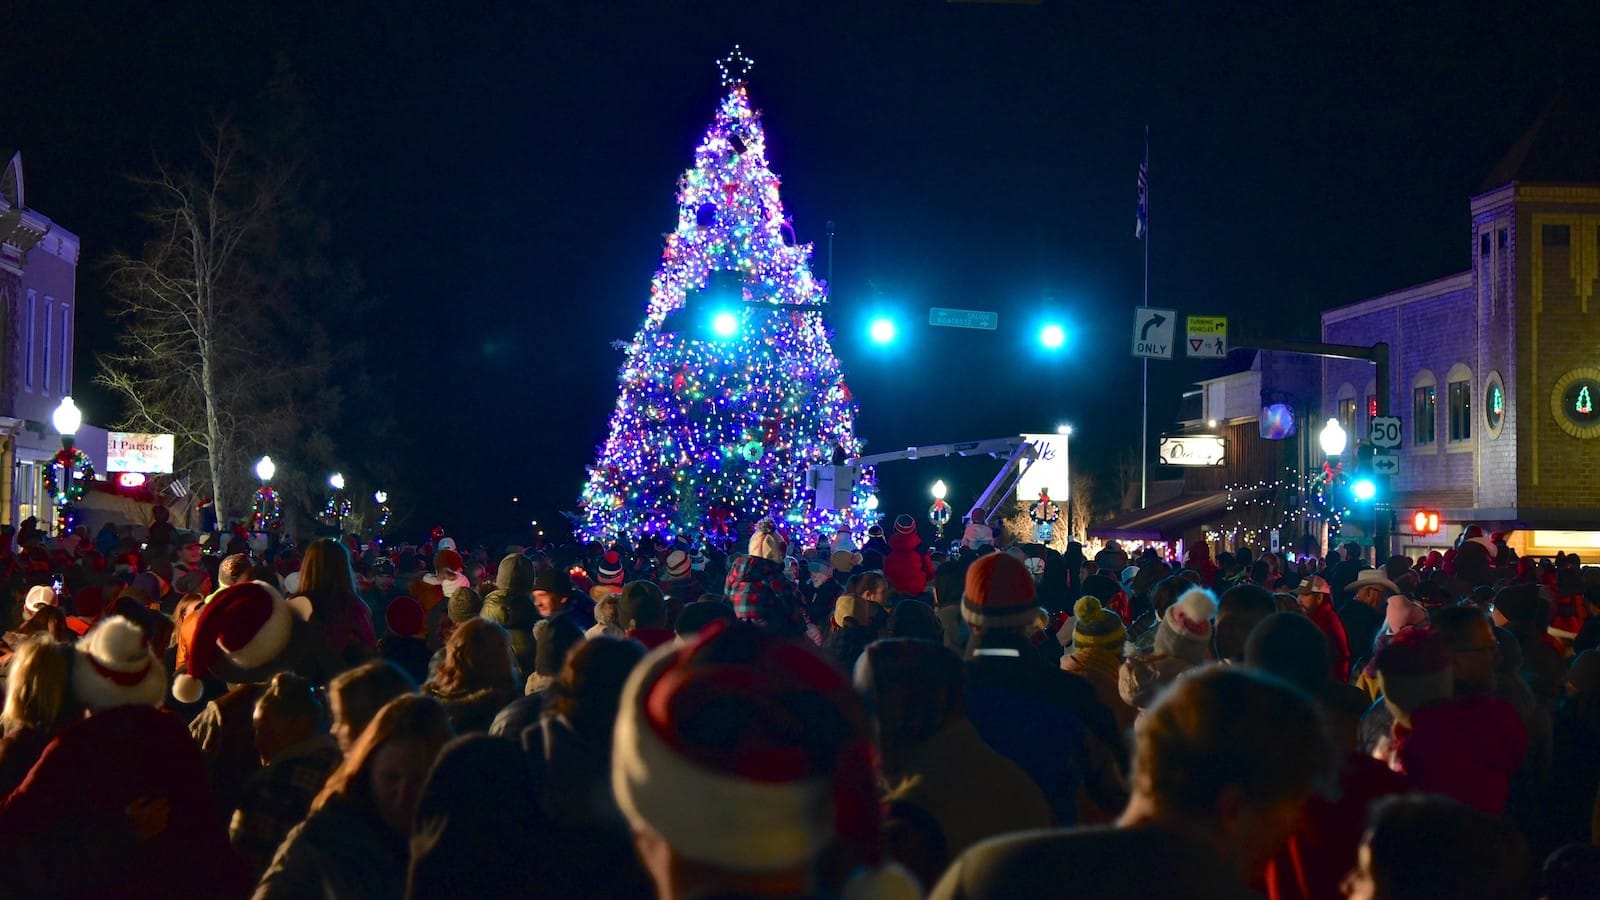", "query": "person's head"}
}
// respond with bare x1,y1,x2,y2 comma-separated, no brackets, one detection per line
1,637,78,734
1374,628,1453,721
961,552,1037,635
253,671,324,763
297,538,359,617
1431,605,1499,694
674,599,736,644
847,571,891,609
854,638,965,782
550,636,646,742
1126,666,1329,880
1071,594,1127,655
1243,612,1332,696
179,535,202,567
1293,575,1332,611
619,581,668,632
1154,587,1219,663
328,659,417,753
16,604,69,642
930,560,965,609
1341,794,1529,900
531,566,573,618
432,618,516,694
314,694,453,835
1342,541,1362,562
217,553,253,588
1214,584,1277,663
613,621,912,898
533,612,586,680
885,599,941,641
